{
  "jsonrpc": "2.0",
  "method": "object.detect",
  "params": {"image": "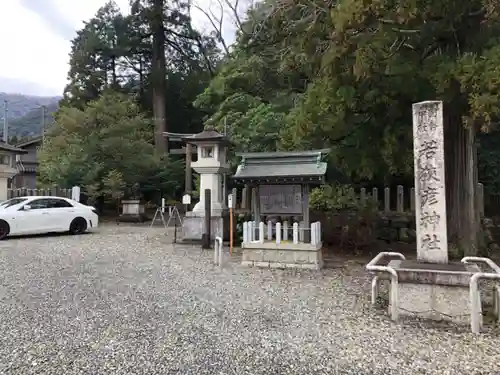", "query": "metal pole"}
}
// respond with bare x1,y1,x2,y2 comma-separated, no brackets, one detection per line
3,100,8,143
185,143,192,195
222,117,227,206
41,105,46,145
